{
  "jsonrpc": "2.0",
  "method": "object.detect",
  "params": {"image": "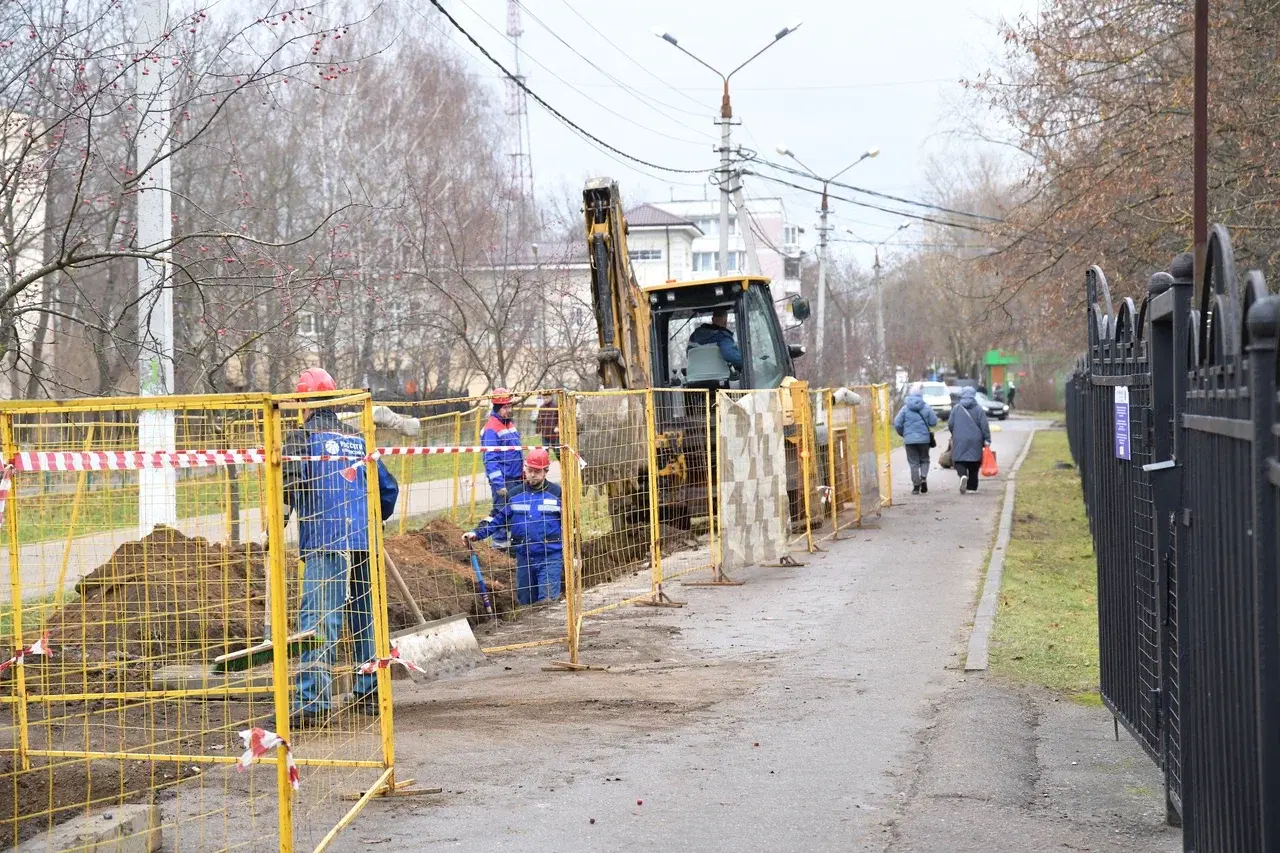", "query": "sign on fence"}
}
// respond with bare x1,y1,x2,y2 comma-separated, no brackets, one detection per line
1114,386,1131,460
